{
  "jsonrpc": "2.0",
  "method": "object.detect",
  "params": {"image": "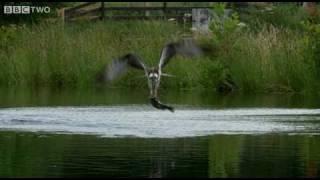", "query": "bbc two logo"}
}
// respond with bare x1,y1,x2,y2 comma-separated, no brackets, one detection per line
3,6,50,14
